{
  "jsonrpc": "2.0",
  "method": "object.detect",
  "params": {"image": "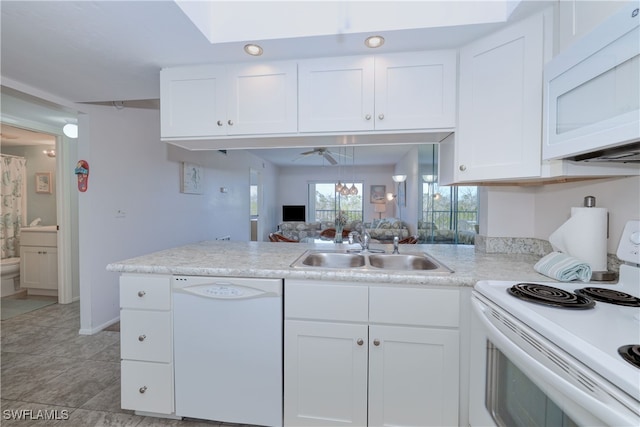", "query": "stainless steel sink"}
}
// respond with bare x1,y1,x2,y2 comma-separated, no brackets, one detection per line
301,252,366,268
368,254,441,271
291,250,452,273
